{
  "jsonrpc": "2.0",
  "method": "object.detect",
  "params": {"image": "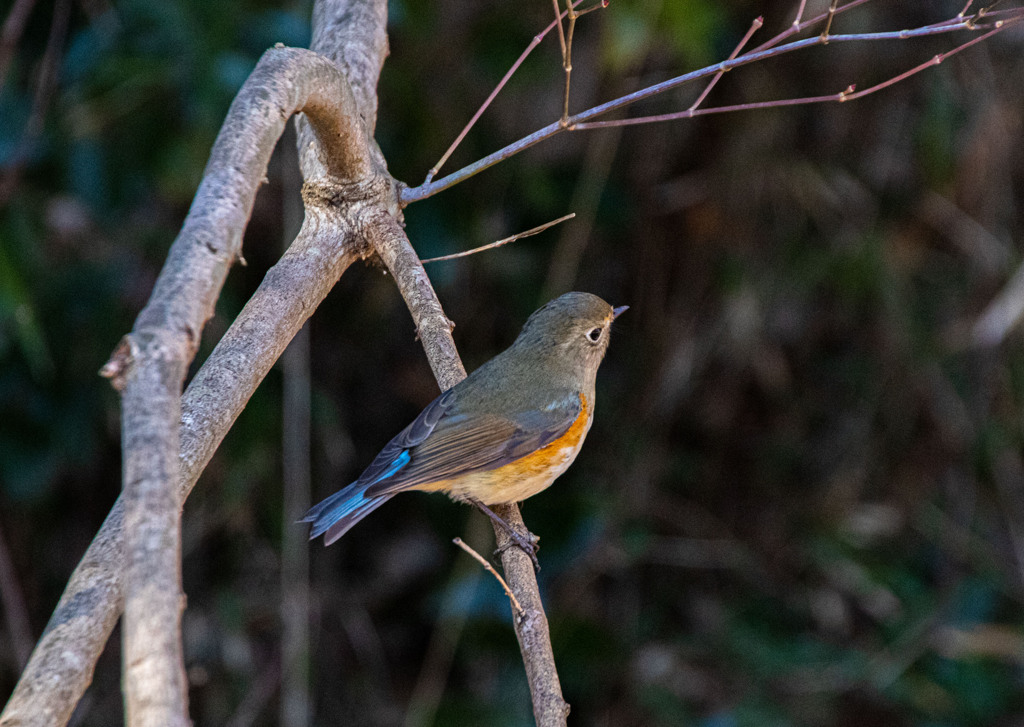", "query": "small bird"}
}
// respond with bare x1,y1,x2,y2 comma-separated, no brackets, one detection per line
302,291,626,565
